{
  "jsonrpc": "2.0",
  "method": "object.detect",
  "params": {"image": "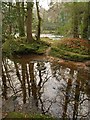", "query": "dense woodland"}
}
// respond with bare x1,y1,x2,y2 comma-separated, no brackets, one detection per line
2,2,90,41
2,1,90,61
